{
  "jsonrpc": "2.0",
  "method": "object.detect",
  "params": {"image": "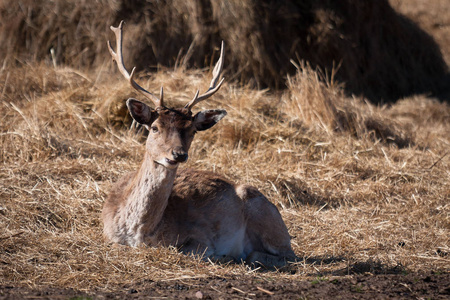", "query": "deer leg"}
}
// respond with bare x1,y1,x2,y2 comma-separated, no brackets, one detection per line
246,250,296,270
237,185,297,268
178,239,213,258
179,240,238,264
